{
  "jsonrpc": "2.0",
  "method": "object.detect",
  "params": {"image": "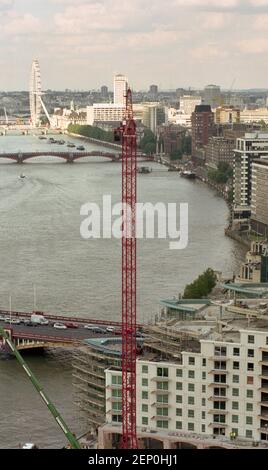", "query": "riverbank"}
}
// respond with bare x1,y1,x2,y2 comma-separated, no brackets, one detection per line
67,132,122,151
